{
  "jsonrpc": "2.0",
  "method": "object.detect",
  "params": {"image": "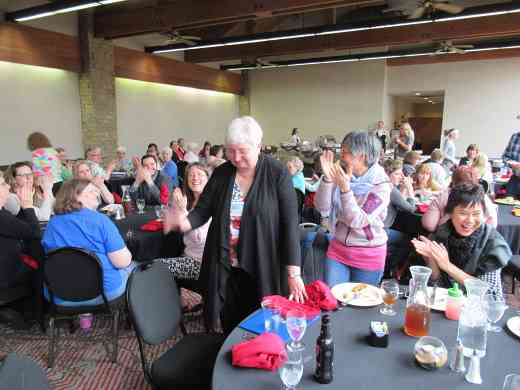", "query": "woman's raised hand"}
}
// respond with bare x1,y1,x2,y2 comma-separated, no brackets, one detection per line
330,161,352,193
17,185,34,209
172,188,187,211
320,150,335,181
